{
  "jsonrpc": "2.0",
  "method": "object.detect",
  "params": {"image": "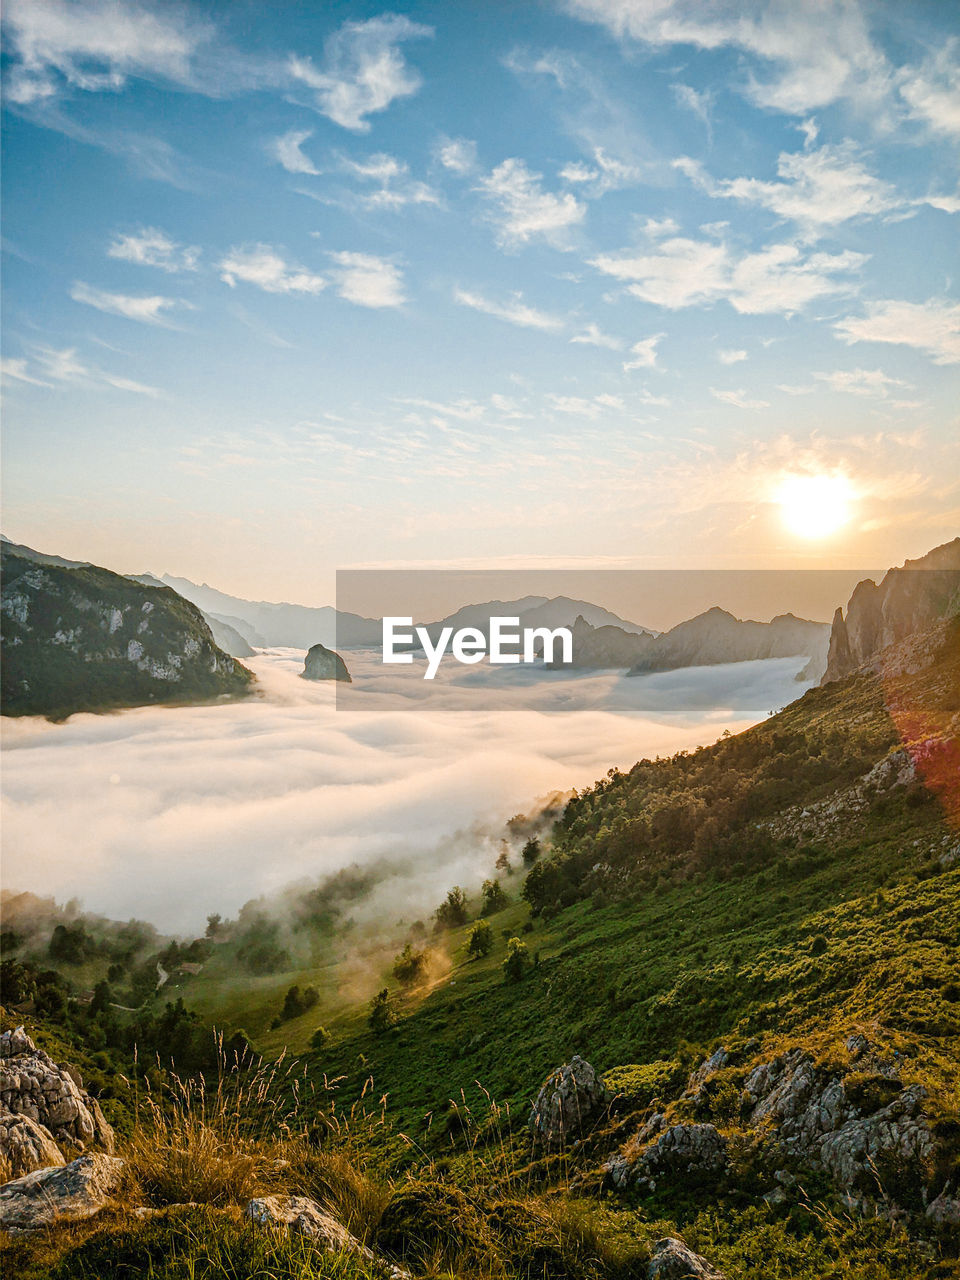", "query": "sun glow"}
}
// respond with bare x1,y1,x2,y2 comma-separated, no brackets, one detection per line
776,474,854,540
